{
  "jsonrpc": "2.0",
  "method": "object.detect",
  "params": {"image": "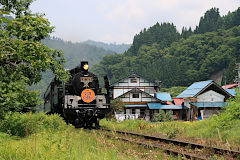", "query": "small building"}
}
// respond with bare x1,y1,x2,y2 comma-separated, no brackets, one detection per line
147,92,187,120
177,80,233,120
147,103,187,120
111,74,162,121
